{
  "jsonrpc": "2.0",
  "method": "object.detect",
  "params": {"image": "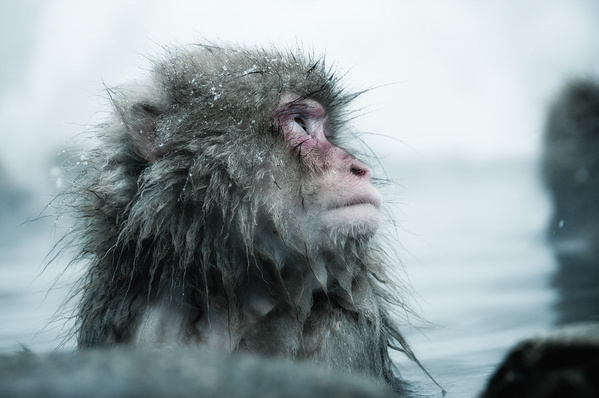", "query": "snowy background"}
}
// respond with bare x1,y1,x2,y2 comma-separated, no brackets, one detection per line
1,1,598,397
